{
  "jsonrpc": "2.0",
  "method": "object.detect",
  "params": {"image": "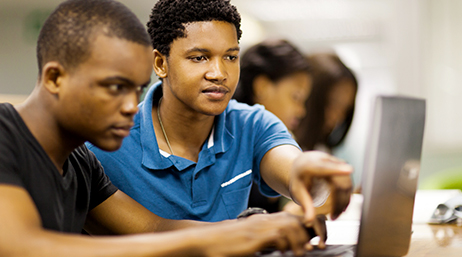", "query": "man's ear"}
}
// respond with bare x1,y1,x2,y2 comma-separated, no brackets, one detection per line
253,74,274,101
41,62,65,95
153,49,168,79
